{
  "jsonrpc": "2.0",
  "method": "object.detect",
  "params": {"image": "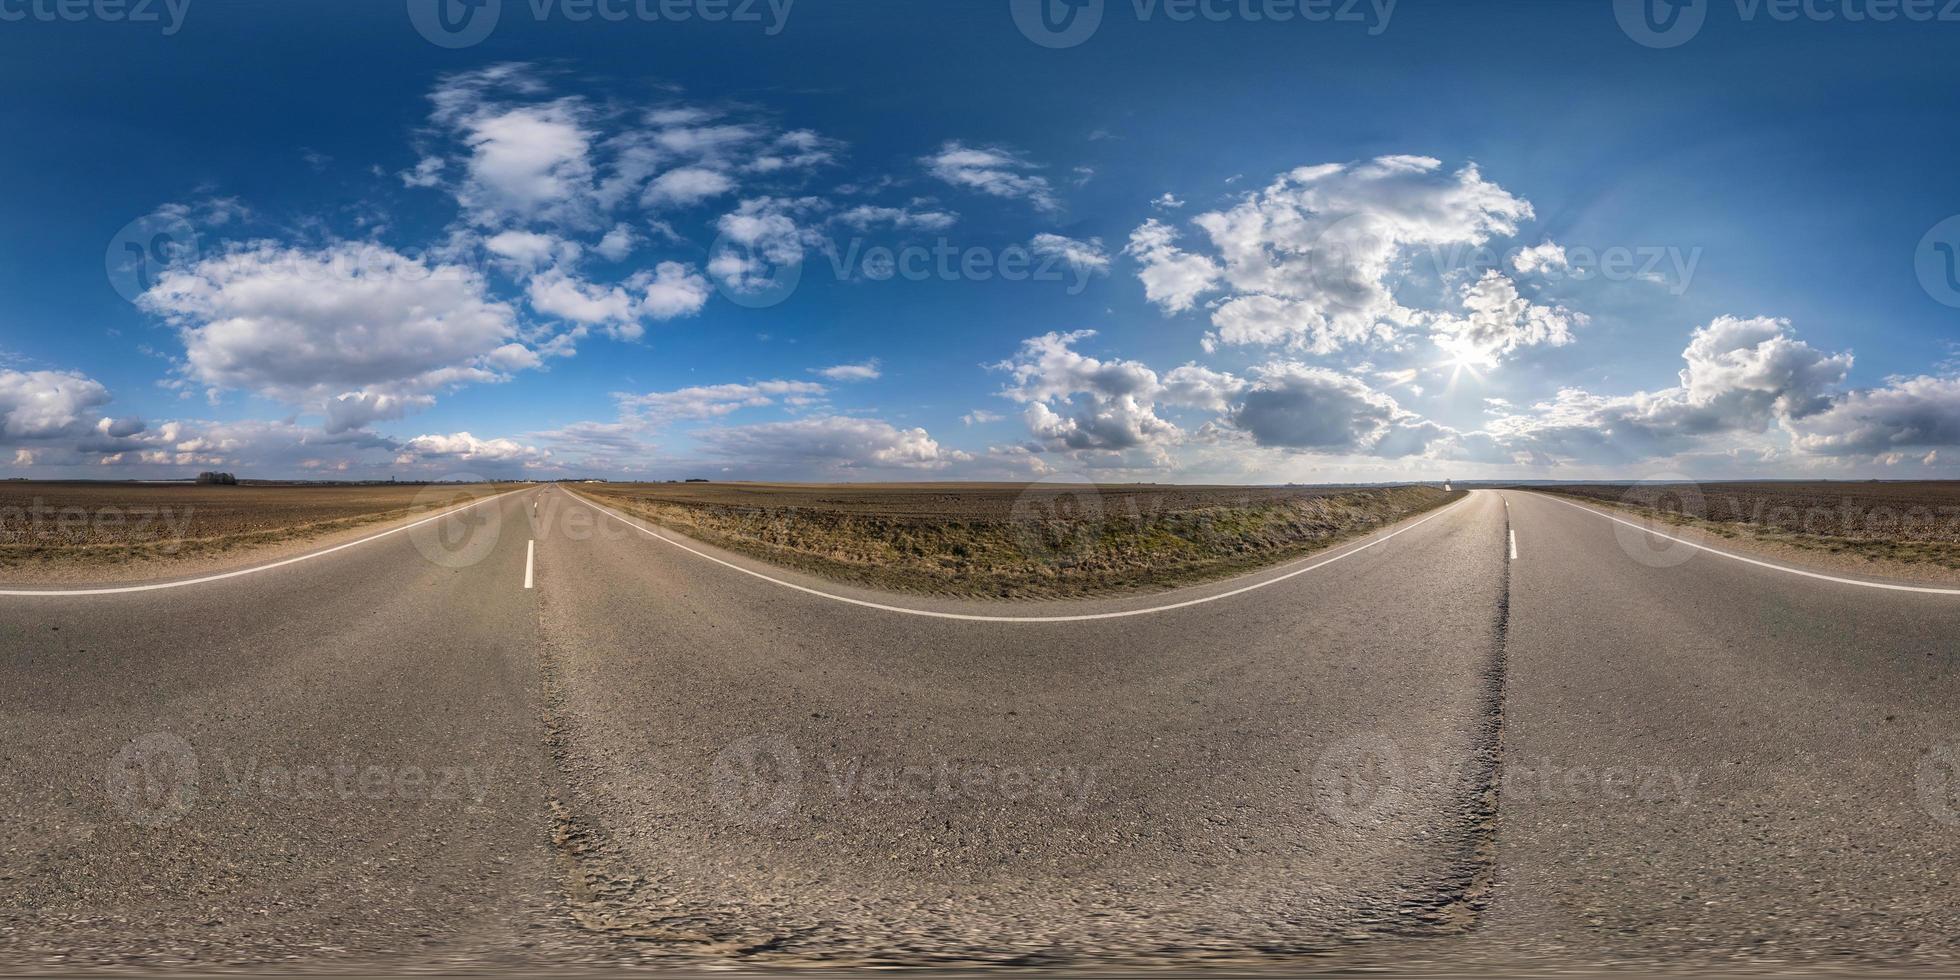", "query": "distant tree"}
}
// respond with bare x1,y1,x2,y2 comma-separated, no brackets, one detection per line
195,471,238,485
